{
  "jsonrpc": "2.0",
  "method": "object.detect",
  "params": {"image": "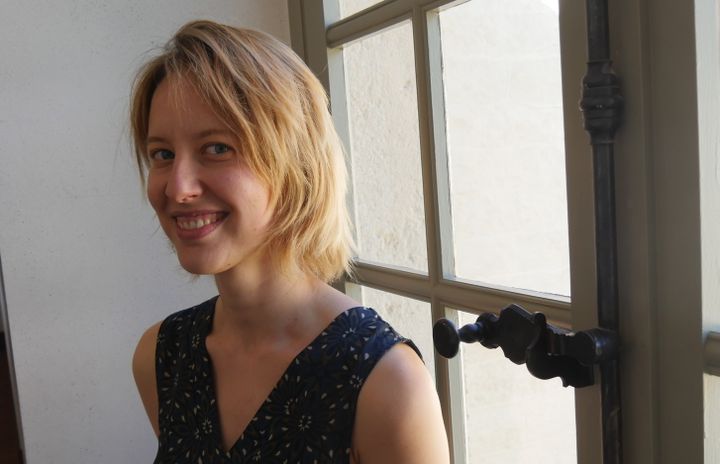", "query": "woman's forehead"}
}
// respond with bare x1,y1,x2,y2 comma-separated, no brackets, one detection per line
152,76,205,114
148,76,232,139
